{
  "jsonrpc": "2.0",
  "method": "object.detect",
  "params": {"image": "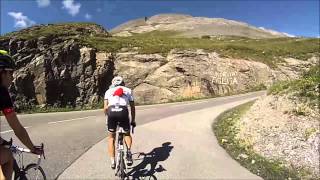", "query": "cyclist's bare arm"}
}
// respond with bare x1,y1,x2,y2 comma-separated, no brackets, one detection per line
5,112,35,152
103,99,109,116
129,101,135,122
